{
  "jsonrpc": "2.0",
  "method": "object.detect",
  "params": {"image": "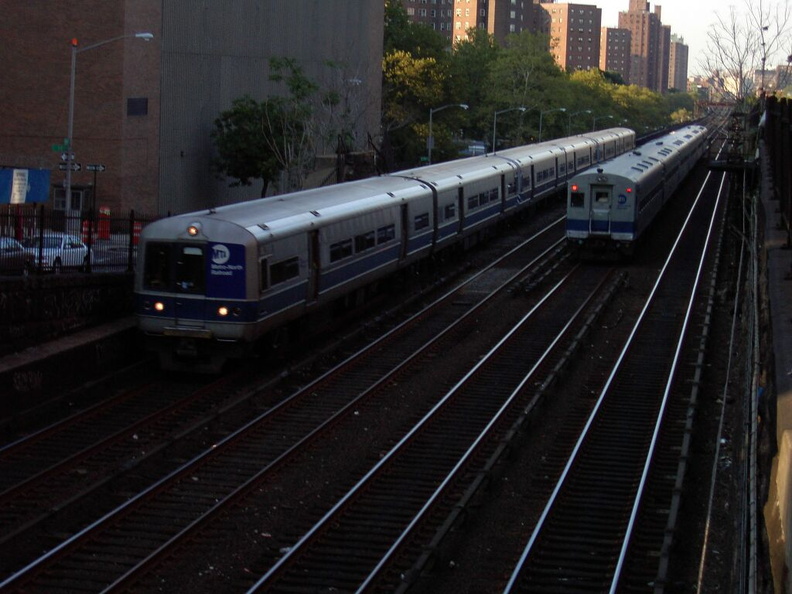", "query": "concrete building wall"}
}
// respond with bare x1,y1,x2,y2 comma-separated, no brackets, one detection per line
0,1,383,217
157,1,384,214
